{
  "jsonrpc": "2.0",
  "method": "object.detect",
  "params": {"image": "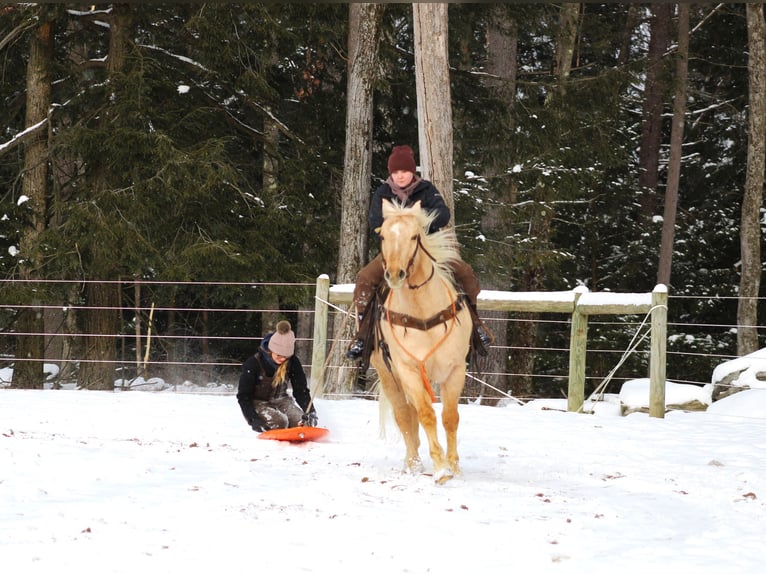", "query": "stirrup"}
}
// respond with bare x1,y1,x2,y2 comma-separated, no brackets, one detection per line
345,338,365,361
476,326,492,356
